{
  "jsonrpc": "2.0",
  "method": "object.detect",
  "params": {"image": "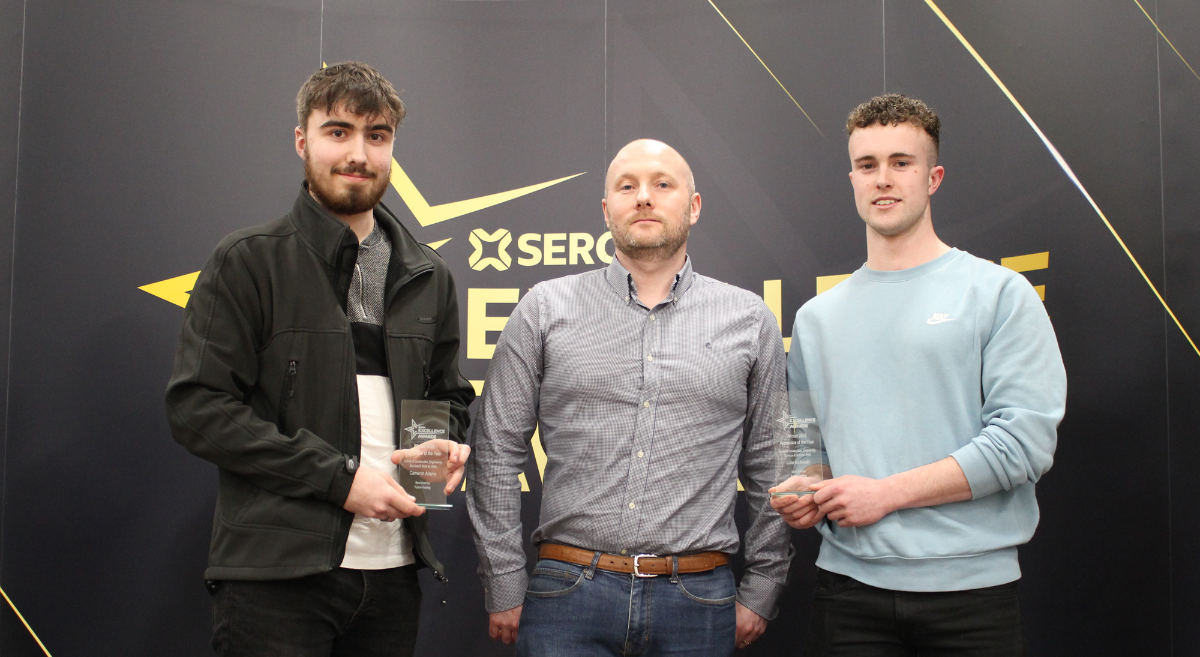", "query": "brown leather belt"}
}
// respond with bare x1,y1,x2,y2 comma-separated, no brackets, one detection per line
539,543,728,578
